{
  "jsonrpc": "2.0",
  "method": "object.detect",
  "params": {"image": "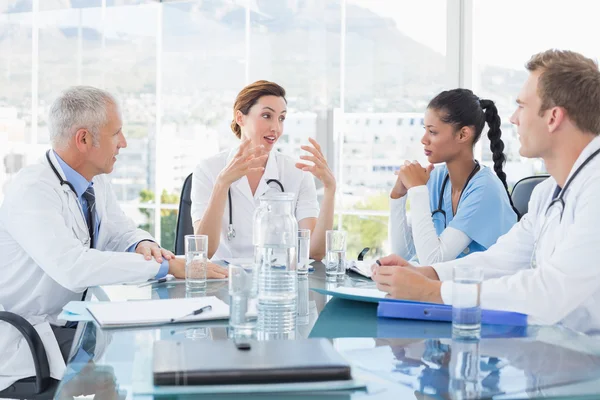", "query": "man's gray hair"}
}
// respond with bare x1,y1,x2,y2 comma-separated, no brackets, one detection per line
48,86,120,148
